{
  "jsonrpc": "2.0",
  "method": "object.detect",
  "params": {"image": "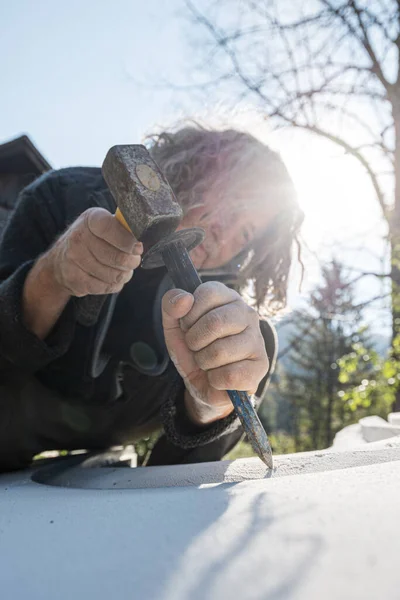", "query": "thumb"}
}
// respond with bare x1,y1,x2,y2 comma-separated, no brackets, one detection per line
162,289,194,331
162,289,195,376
